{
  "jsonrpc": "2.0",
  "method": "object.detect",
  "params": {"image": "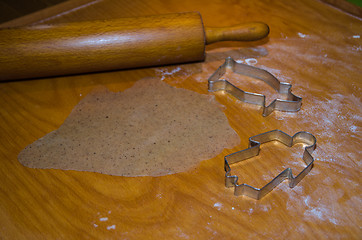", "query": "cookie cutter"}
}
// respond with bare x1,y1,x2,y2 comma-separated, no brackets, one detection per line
208,57,302,116
225,130,316,200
